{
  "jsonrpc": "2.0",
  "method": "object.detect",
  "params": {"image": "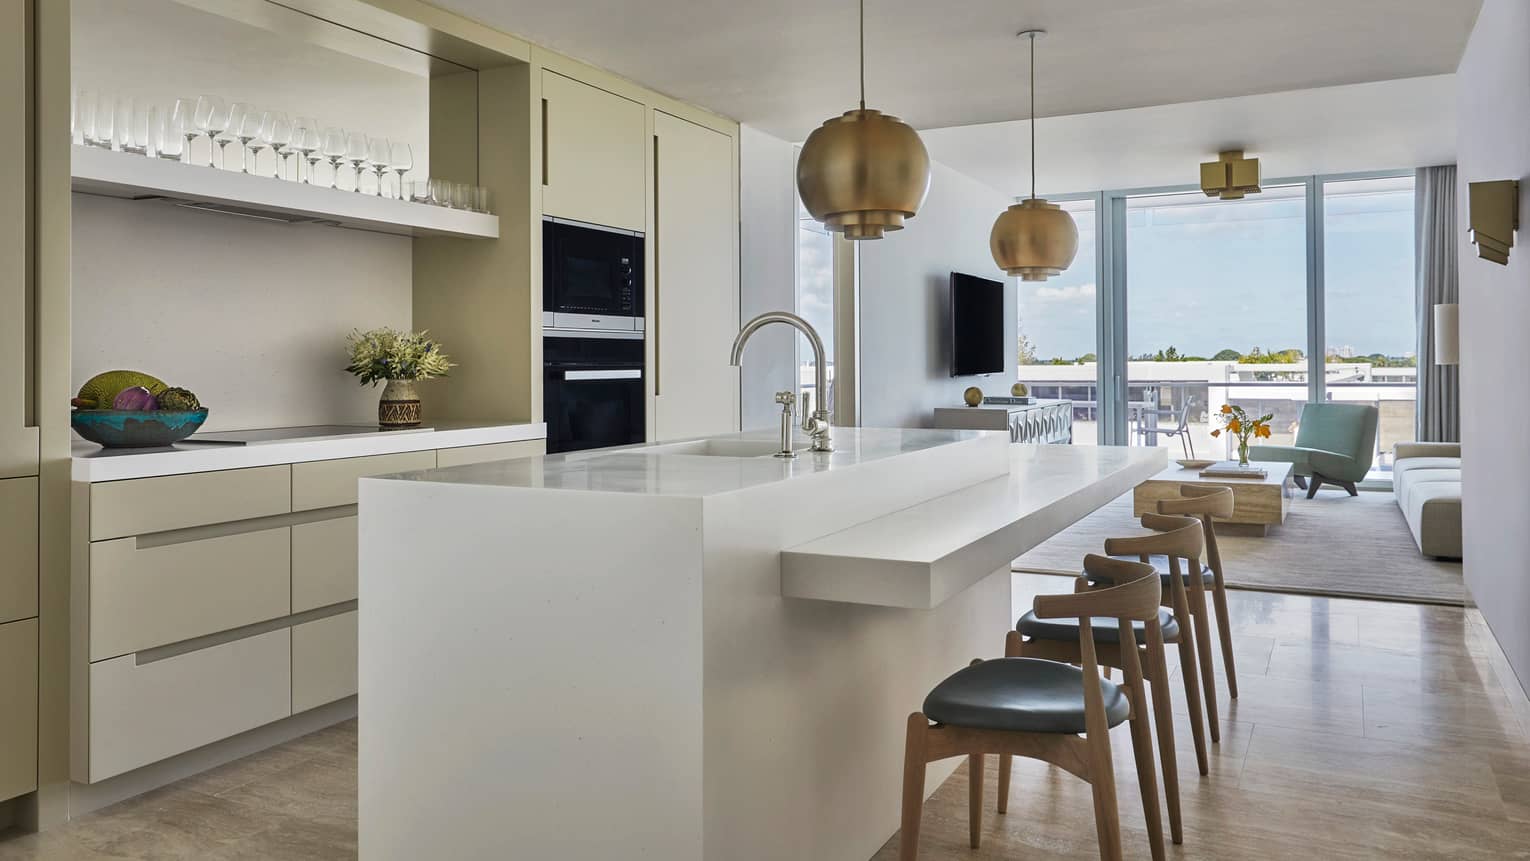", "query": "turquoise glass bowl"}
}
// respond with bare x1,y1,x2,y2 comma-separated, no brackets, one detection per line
72,409,210,448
